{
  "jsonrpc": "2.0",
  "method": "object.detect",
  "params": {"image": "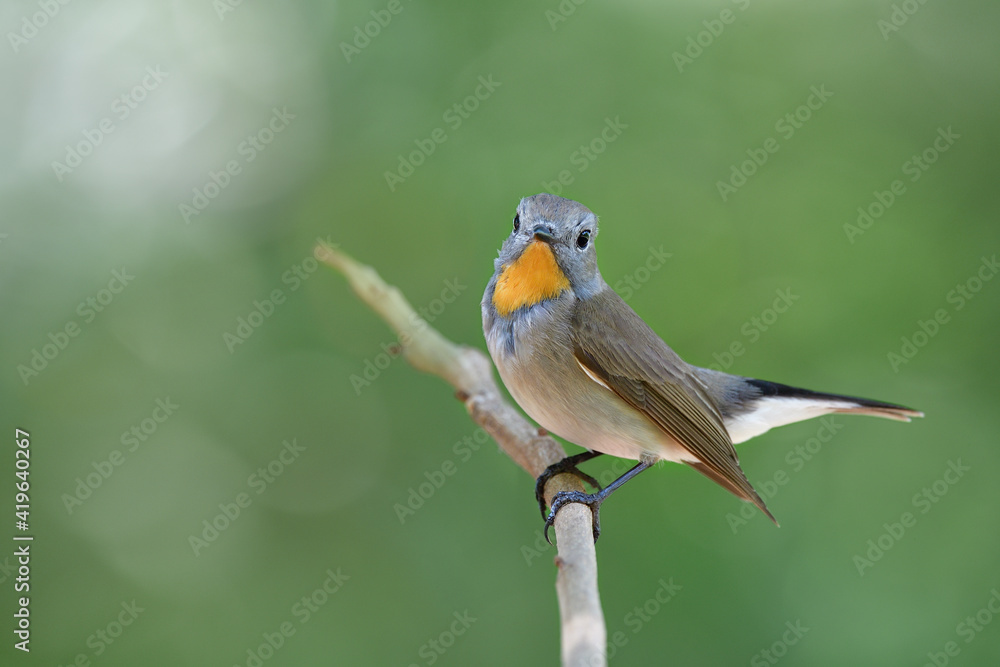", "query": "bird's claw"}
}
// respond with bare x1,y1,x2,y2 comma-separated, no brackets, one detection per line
534,452,603,519
543,490,604,545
